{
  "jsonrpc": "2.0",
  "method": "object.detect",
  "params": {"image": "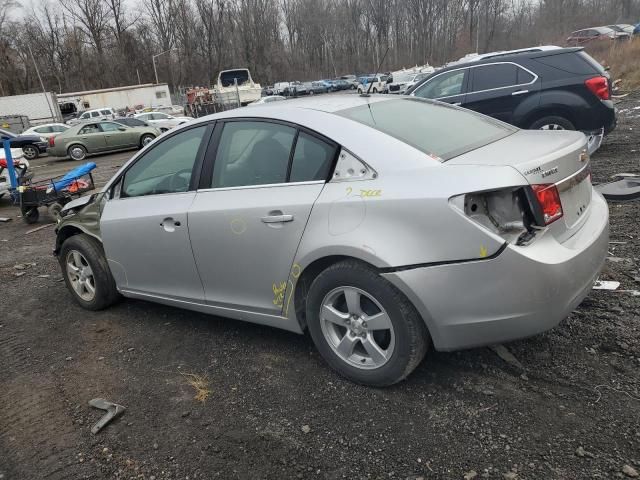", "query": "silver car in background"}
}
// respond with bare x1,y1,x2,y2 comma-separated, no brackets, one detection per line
54,96,608,386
